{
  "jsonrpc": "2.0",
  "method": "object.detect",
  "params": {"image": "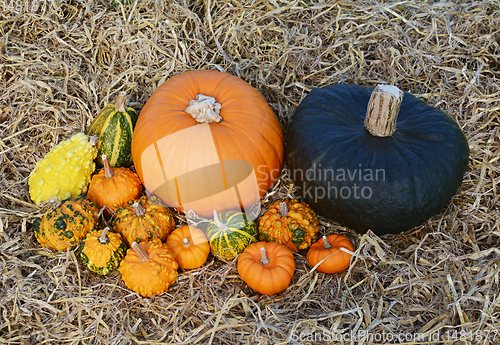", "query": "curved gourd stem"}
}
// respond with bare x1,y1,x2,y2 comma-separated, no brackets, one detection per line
364,84,404,137
114,91,127,112
133,202,146,217
185,94,223,123
260,247,270,265
97,205,116,218
89,135,99,146
102,155,114,178
183,238,191,247
213,210,229,231
322,235,332,250
47,197,61,209
99,227,110,244
278,202,289,217
131,242,149,263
